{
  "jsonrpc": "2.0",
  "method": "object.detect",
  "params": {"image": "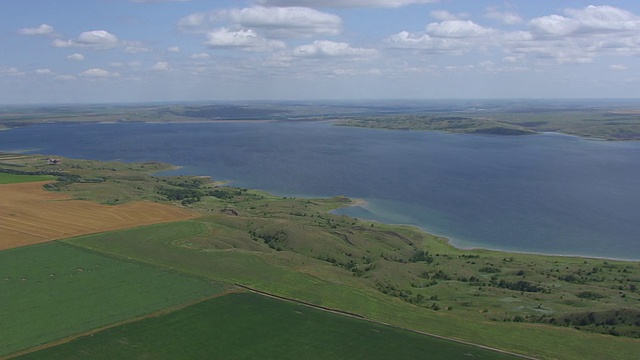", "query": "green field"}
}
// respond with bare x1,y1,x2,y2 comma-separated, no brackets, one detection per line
15,292,518,360
0,242,225,357
0,172,54,184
